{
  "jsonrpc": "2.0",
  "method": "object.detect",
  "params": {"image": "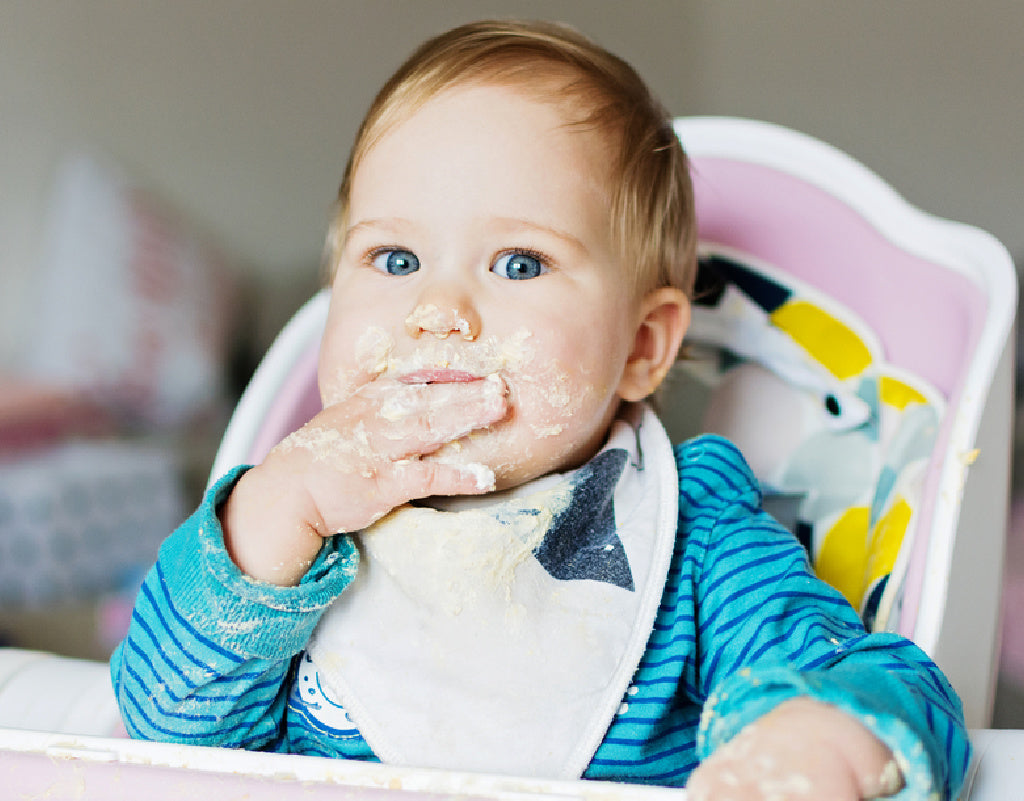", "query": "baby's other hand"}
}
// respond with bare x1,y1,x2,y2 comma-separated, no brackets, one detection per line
686,697,903,801
220,374,508,585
